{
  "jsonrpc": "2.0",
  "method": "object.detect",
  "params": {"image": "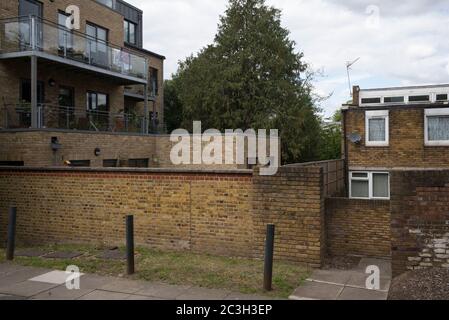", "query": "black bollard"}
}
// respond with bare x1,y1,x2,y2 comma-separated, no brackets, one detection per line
263,224,275,291
126,215,135,275
6,207,17,261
